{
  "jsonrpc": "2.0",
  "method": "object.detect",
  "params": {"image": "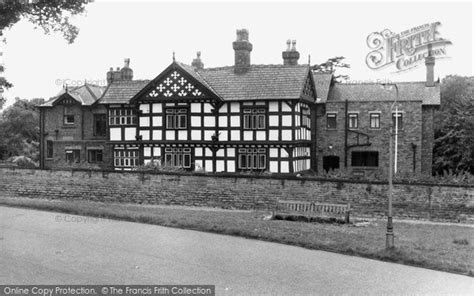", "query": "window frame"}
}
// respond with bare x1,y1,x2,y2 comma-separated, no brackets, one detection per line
351,151,379,167
326,113,337,130
300,106,310,128
93,113,107,137
88,149,103,163
46,140,53,159
165,108,189,130
113,149,139,168
63,106,75,125
348,113,359,129
369,112,381,129
65,149,80,164
392,112,403,131
163,148,192,169
237,148,267,170
243,107,266,130
108,108,137,126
